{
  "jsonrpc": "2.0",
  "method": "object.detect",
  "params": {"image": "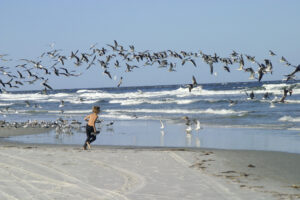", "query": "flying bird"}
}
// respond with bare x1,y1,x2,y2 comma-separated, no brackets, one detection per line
280,56,287,63
192,76,197,86
117,77,123,87
269,50,276,56
42,80,53,90
224,65,230,72
286,64,300,77
244,67,255,80
103,69,112,79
